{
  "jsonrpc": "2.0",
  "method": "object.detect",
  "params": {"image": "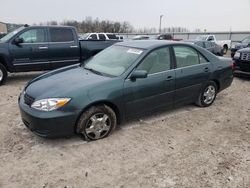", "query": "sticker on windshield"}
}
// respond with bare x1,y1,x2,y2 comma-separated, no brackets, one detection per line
127,49,143,55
